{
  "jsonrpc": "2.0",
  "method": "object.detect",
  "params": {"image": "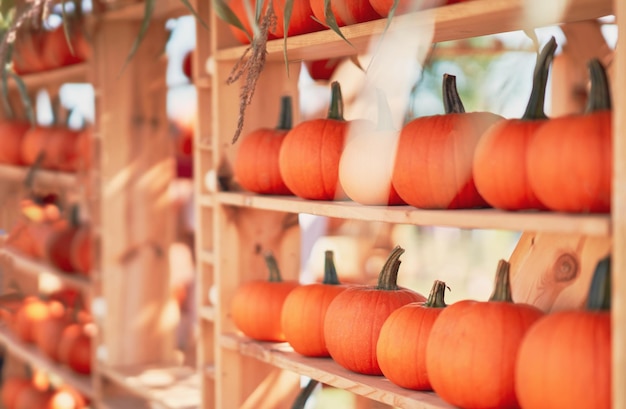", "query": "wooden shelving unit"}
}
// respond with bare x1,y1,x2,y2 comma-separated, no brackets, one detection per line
196,0,625,408
0,165,79,191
